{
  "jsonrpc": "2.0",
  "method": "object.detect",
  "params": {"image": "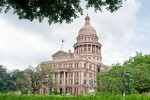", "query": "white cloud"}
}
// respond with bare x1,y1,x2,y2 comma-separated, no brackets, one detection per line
0,18,51,70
